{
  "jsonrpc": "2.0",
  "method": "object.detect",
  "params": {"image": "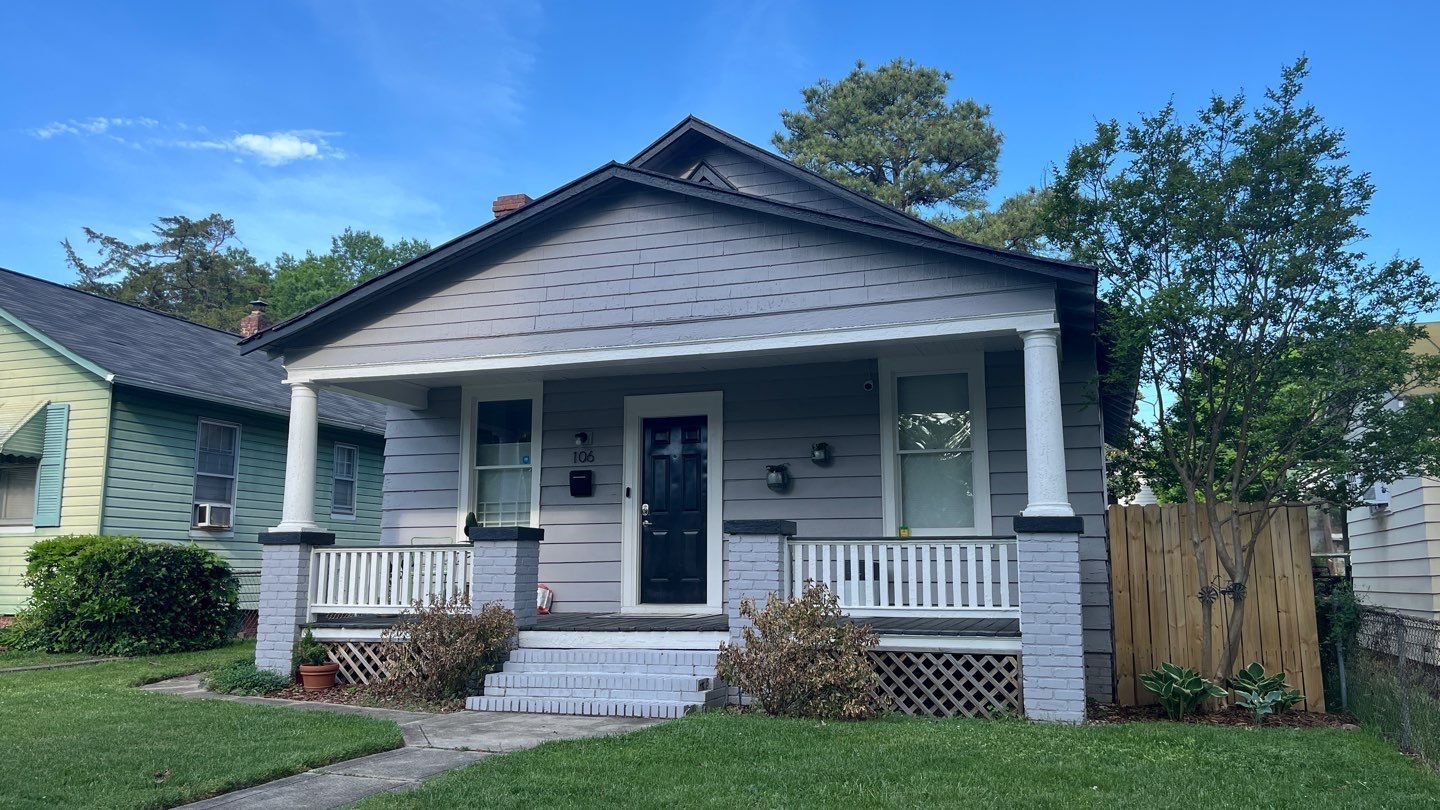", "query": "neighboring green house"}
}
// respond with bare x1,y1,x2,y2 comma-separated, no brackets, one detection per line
0,268,385,614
